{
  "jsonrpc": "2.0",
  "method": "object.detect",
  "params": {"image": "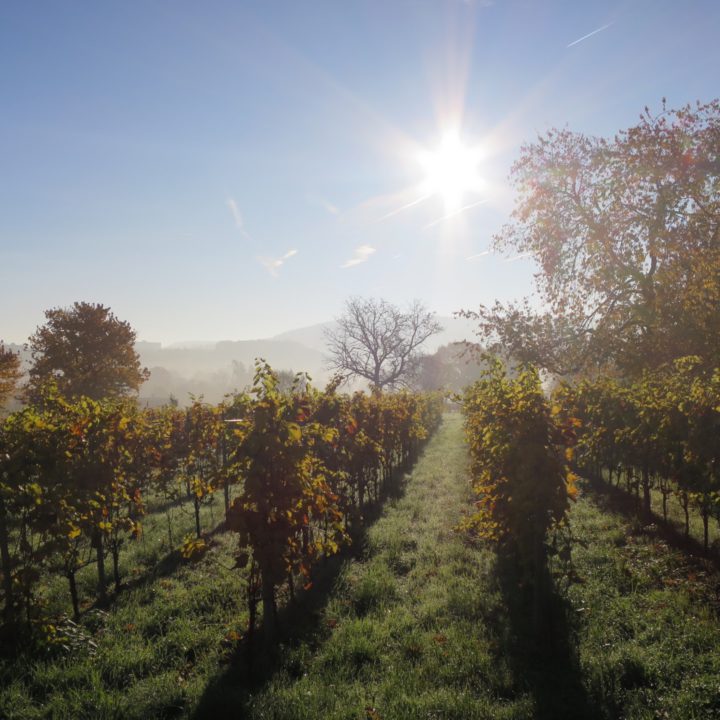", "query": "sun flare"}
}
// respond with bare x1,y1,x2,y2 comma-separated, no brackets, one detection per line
418,132,485,213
